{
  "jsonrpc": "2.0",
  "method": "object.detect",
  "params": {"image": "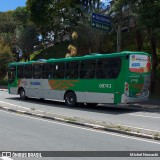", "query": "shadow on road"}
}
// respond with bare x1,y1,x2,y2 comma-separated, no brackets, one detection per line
5,97,154,115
